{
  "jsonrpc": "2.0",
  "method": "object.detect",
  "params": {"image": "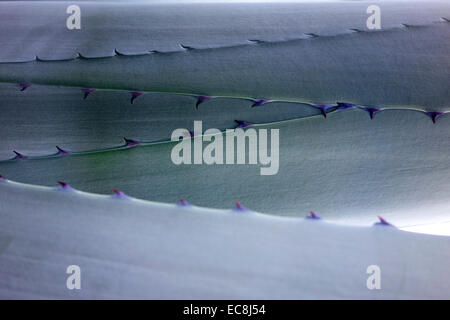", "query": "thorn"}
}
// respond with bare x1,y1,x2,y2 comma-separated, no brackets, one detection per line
123,137,141,147
178,198,191,207
180,44,195,50
251,99,270,108
13,151,27,159
81,88,96,100
77,52,88,59
56,146,70,155
111,189,131,199
425,111,444,124
19,83,31,91
307,210,321,220
234,120,253,129
114,49,124,56
314,104,337,118
57,181,75,191
57,181,67,187
441,17,450,23
130,91,144,104
374,215,394,227
364,107,381,119
195,95,212,109
234,200,251,212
